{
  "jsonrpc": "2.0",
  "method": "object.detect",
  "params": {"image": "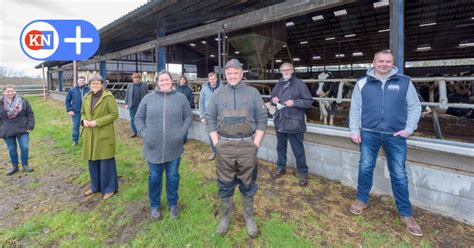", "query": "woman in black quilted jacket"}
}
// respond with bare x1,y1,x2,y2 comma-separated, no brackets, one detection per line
0,85,35,175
